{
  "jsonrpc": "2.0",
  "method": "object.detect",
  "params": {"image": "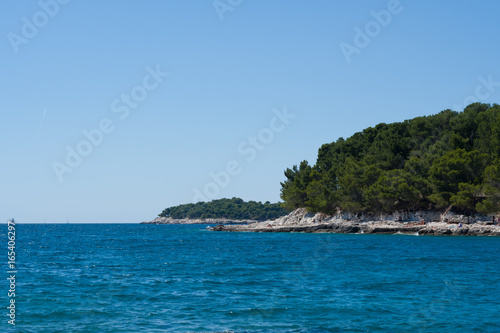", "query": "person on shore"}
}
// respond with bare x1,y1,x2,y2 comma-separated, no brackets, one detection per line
459,222,462,228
